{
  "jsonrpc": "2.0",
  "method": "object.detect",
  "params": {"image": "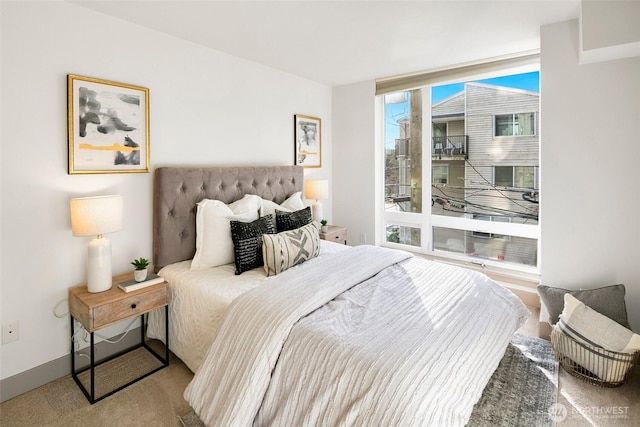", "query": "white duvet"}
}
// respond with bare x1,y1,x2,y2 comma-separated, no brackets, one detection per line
184,245,529,427
147,240,348,372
